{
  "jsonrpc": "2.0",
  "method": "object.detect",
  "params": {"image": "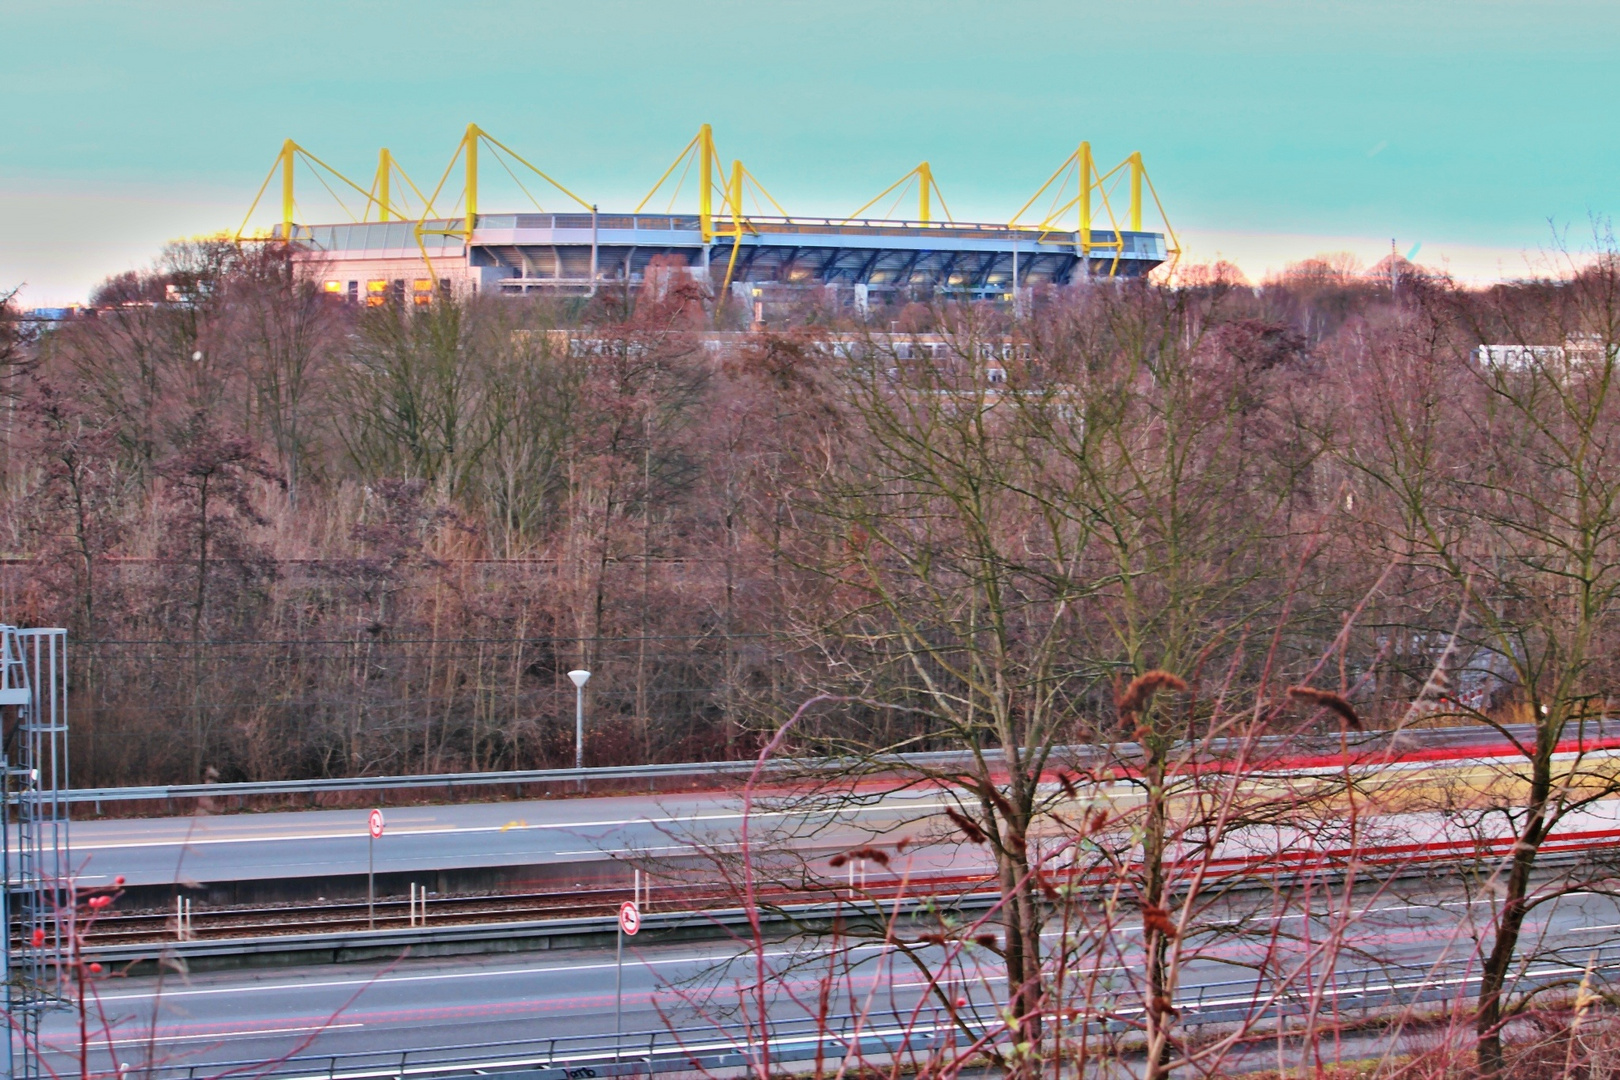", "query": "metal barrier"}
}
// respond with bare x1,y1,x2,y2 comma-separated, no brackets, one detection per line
59,758,766,807
45,725,1521,808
